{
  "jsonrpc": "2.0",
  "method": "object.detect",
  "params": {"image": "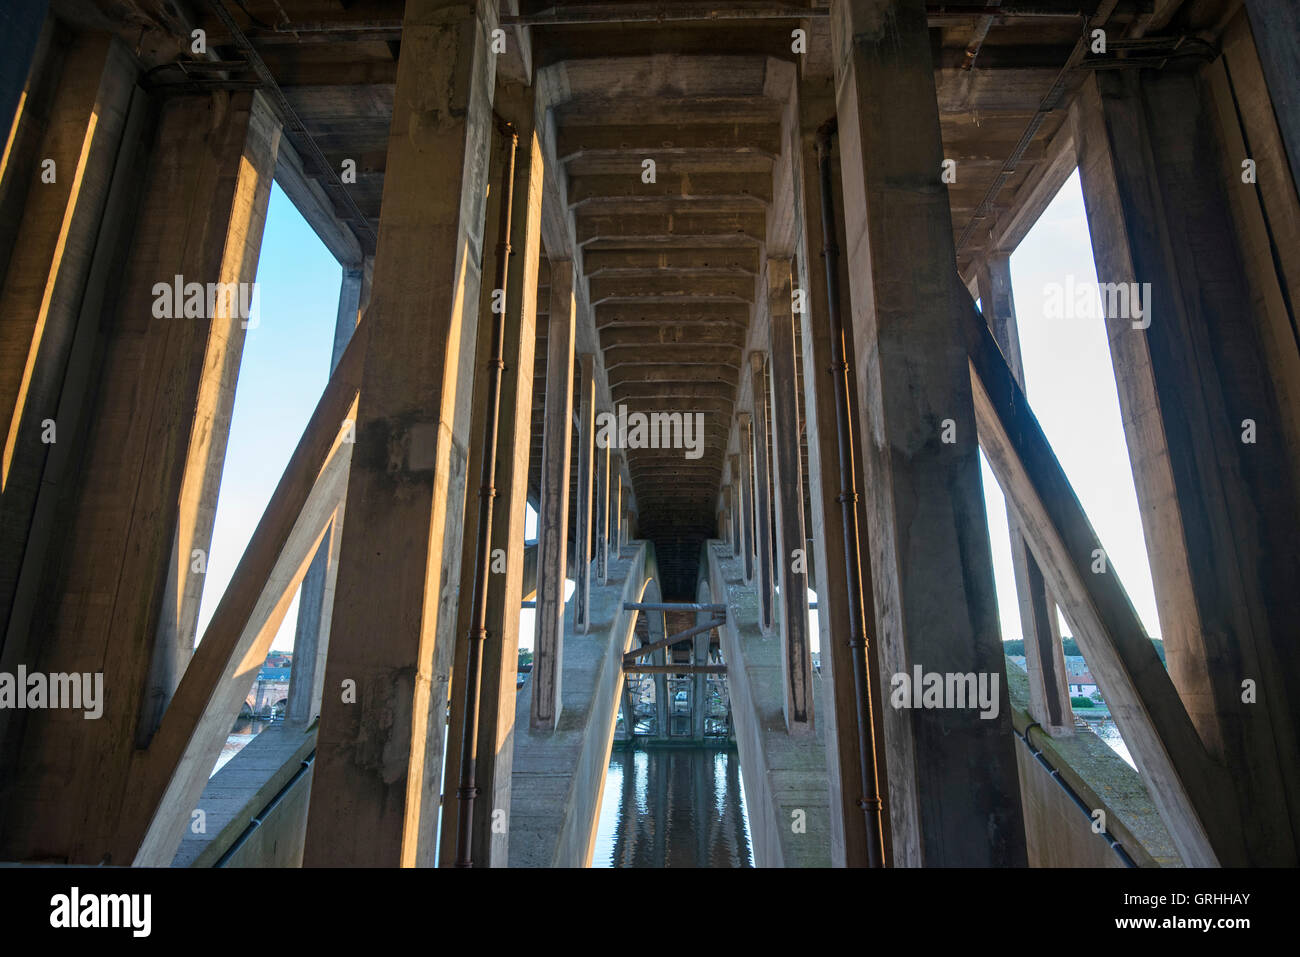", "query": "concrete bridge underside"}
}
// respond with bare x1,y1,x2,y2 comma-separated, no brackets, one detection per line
0,0,1297,869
